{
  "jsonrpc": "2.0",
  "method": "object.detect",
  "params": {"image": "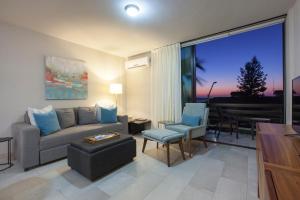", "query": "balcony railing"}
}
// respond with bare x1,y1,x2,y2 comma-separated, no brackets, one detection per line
208,103,284,134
